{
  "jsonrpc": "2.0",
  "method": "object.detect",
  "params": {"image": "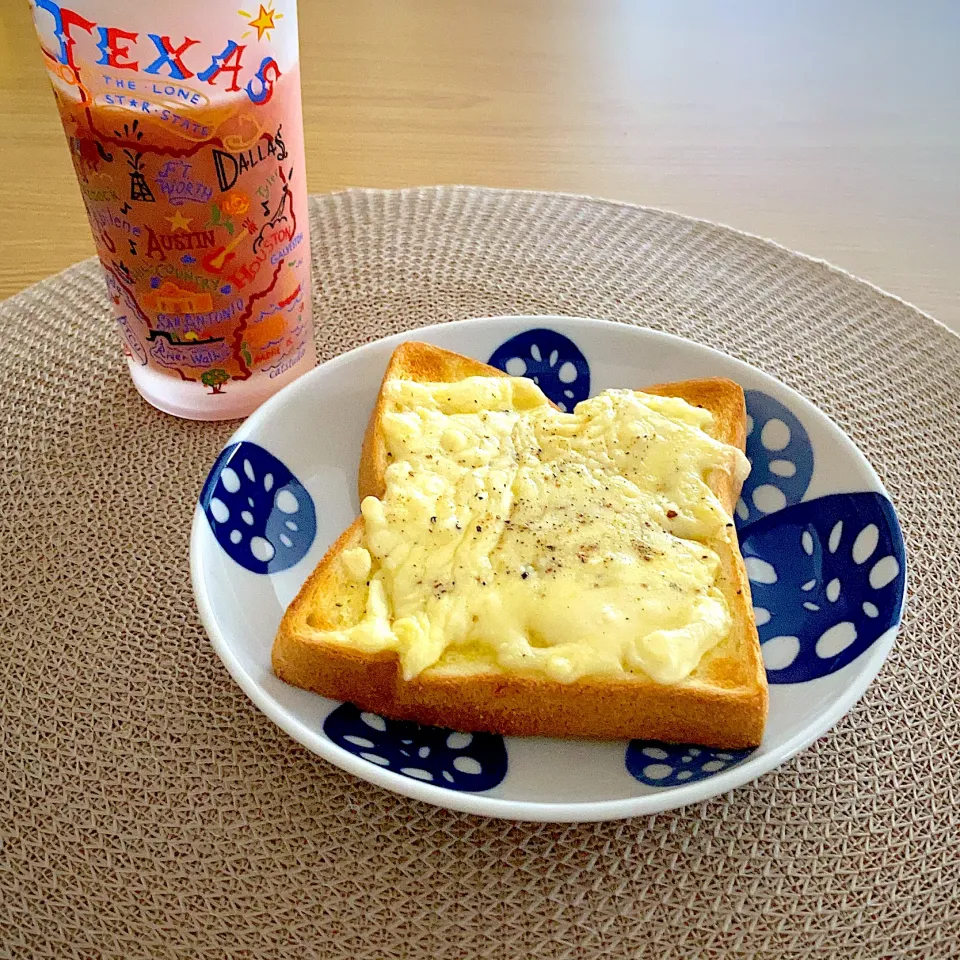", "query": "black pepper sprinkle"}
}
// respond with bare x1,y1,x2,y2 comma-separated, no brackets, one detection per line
521,571,529,579
476,525,482,532
666,509,678,519
430,516,437,523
